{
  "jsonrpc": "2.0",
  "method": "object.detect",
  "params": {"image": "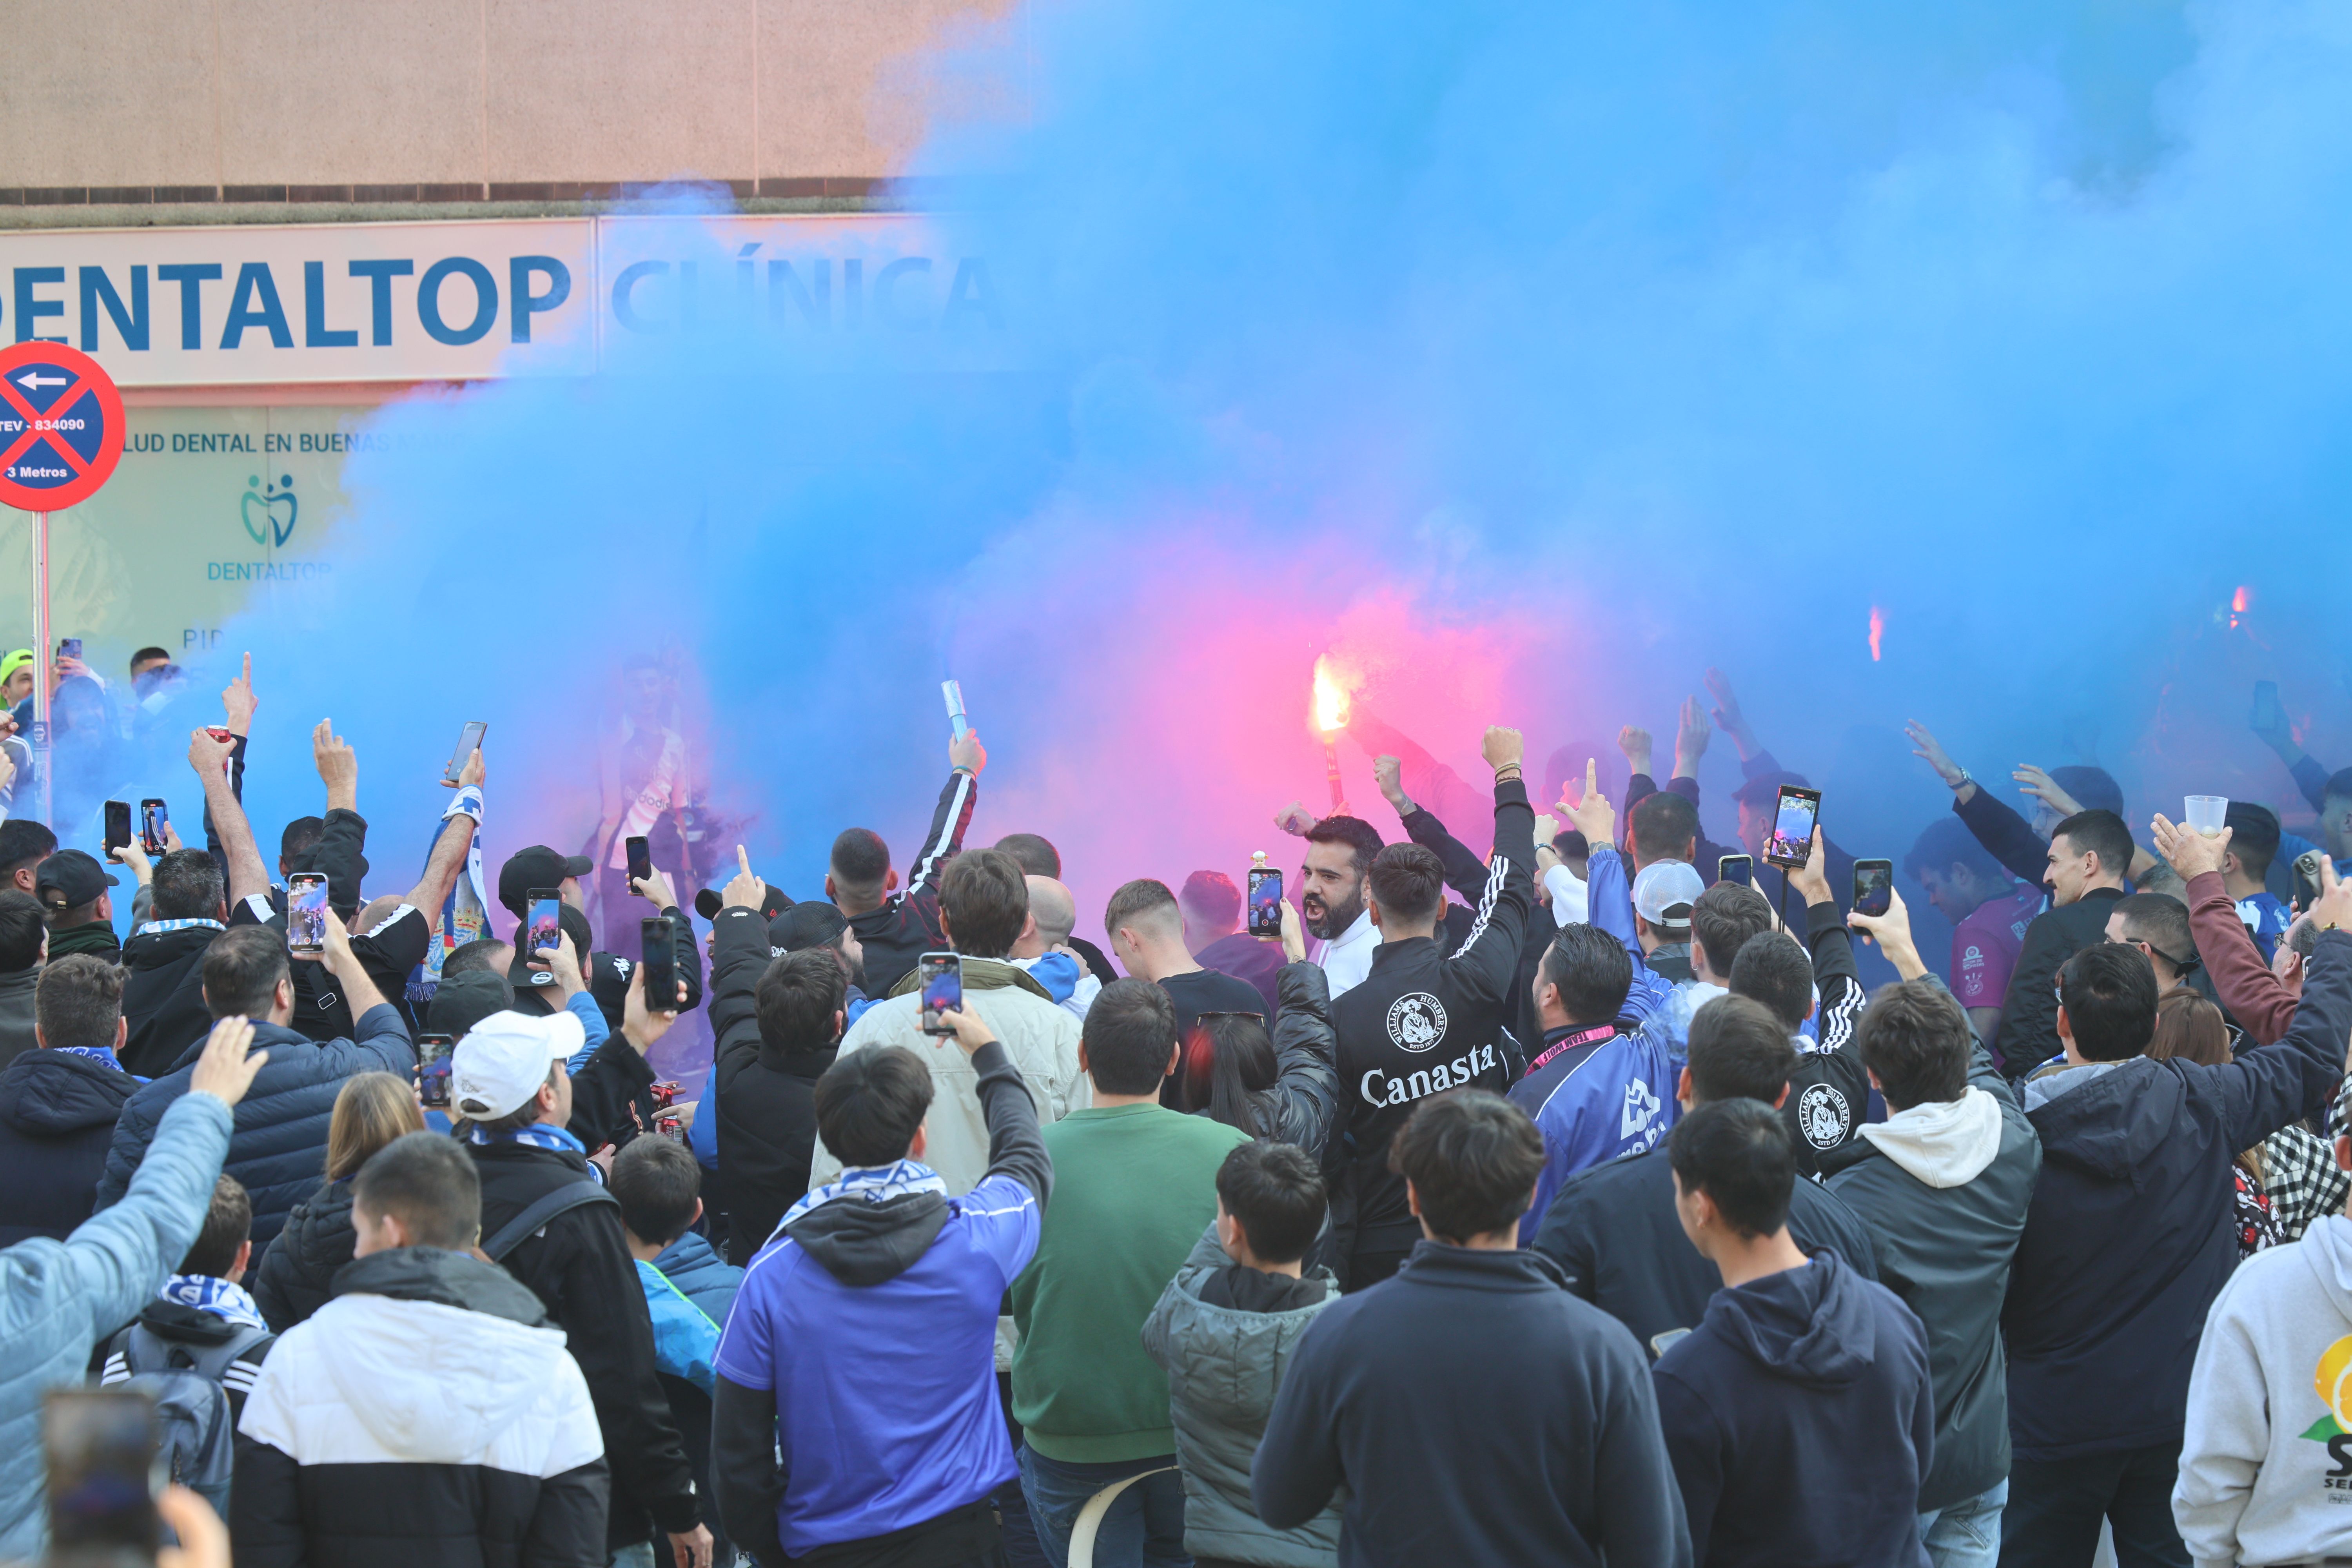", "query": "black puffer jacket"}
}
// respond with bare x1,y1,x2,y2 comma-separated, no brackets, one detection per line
120,921,224,1079
251,1179,357,1333
708,906,837,1265
0,1047,136,1246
